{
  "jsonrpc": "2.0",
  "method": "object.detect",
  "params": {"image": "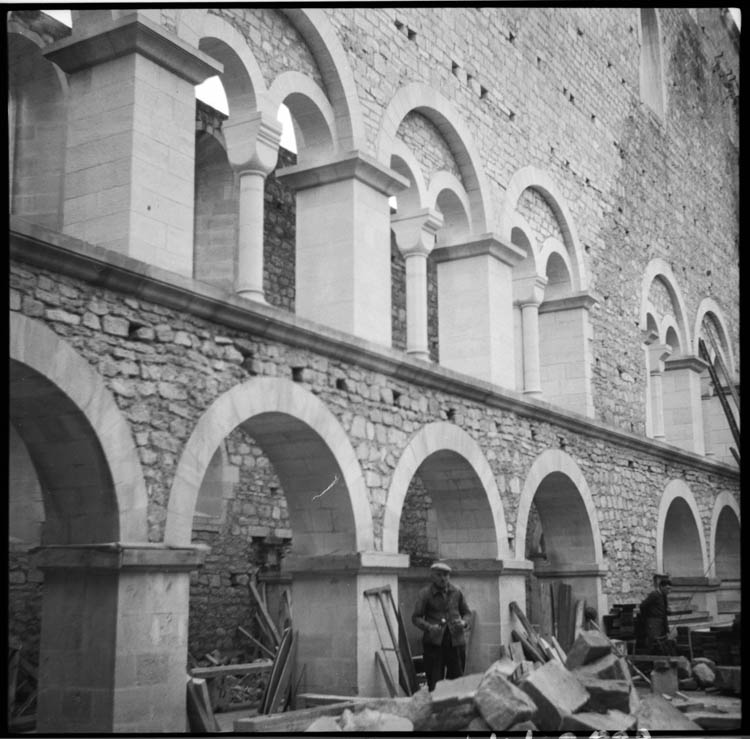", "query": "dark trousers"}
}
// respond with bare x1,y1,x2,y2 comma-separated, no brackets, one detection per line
423,630,466,691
